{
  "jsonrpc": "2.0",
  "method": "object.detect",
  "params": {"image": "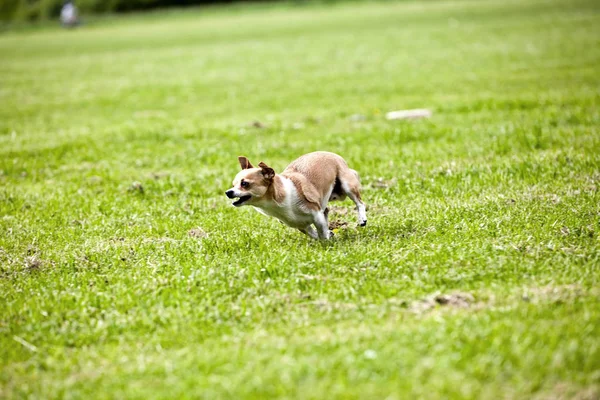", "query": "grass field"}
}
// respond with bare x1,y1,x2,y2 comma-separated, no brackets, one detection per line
1,0,599,398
